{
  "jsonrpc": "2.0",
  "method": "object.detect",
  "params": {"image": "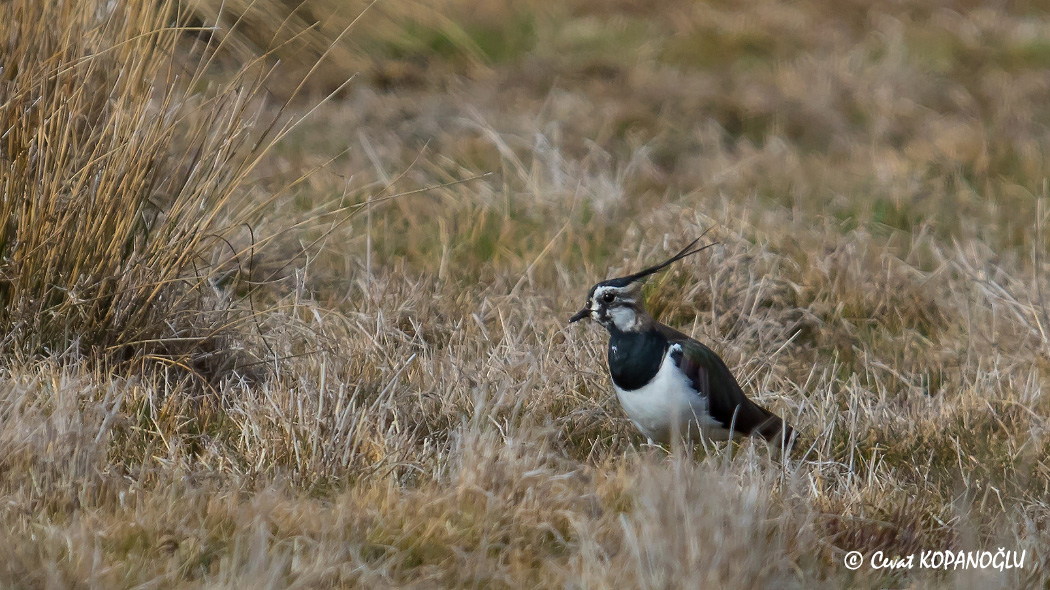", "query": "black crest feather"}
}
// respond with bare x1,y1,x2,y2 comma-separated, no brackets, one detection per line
604,231,716,288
